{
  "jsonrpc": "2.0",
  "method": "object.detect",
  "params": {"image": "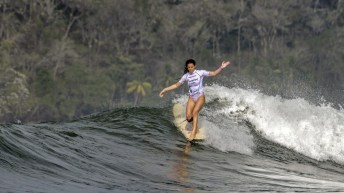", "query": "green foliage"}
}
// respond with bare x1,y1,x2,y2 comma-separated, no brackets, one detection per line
34,69,55,98
0,68,31,121
127,81,152,96
126,80,152,106
0,0,344,122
